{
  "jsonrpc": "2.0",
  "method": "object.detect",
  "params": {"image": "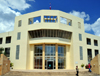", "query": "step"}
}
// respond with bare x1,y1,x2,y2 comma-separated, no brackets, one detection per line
2,71,98,76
